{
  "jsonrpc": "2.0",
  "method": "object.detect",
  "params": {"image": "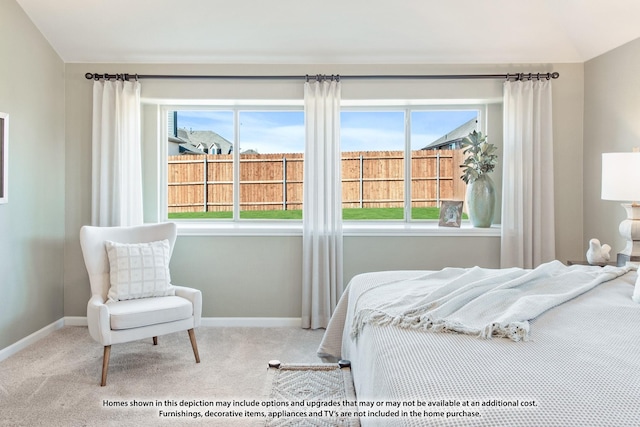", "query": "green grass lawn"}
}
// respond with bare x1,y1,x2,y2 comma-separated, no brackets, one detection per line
169,207,467,220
